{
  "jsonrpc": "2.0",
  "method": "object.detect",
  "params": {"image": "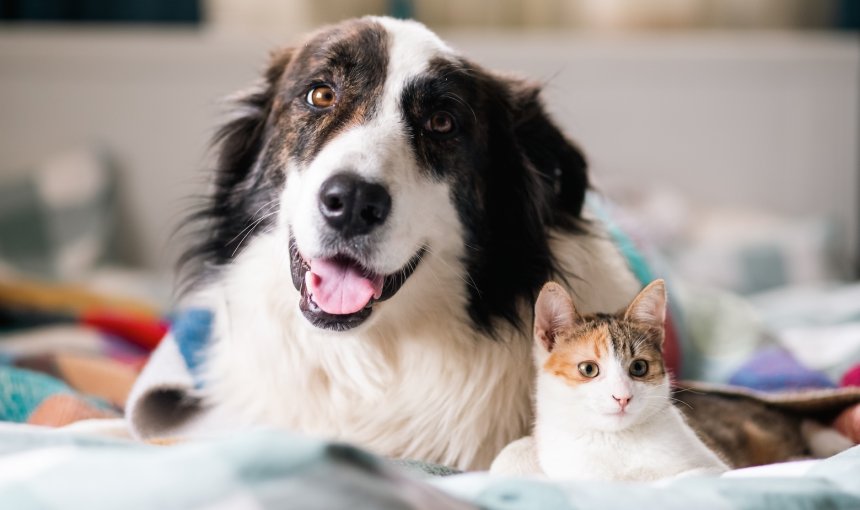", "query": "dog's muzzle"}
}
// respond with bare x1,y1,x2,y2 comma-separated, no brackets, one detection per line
289,172,424,331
